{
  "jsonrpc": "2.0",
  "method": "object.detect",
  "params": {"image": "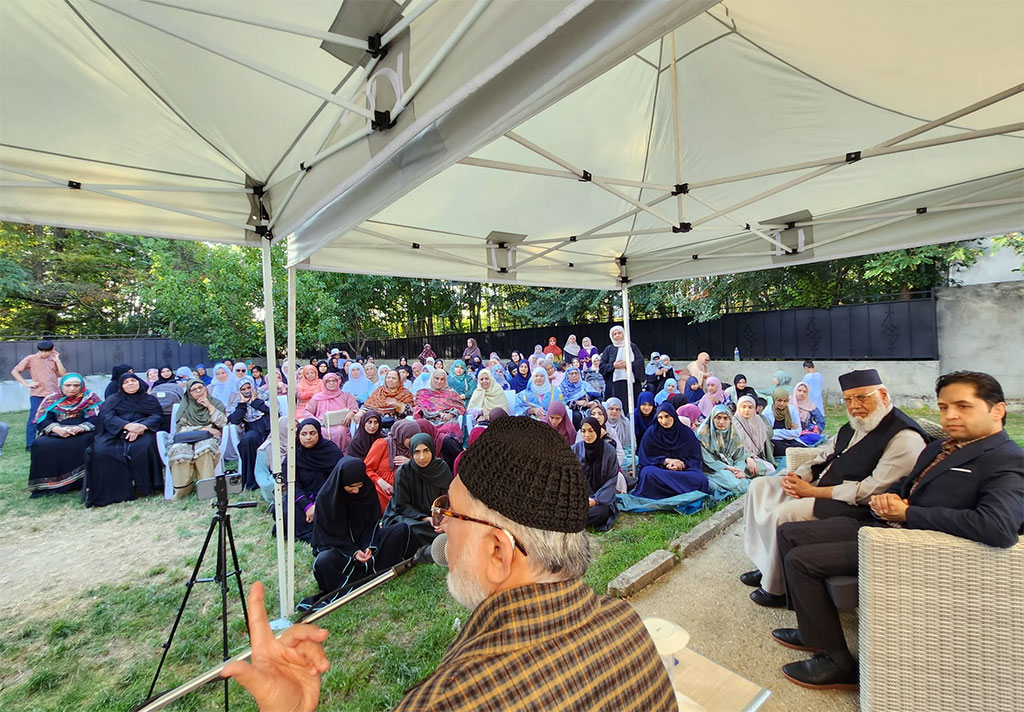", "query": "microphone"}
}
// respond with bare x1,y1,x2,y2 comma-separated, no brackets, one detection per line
421,533,448,568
